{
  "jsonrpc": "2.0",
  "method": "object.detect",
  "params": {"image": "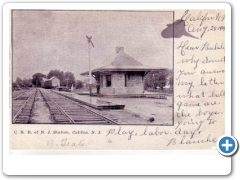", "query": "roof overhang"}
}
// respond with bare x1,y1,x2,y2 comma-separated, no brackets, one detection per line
80,67,168,76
